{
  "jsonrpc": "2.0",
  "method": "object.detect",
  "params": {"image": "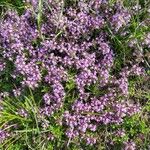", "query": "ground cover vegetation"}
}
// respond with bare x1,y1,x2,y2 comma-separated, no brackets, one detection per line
0,0,150,149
